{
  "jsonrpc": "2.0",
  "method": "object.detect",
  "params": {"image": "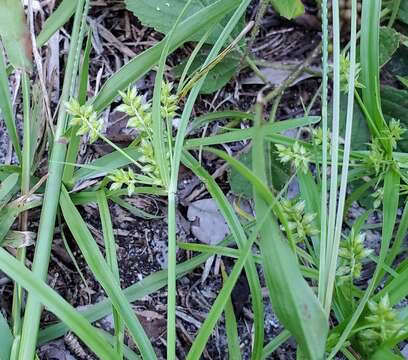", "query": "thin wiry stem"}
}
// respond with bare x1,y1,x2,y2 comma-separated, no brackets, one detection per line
324,0,359,314
11,71,30,357
318,0,329,304
323,0,341,315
